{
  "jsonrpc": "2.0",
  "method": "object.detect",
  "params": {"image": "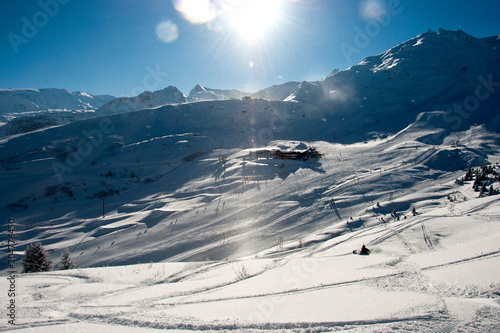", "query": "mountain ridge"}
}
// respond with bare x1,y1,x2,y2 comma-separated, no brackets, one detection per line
96,86,187,115
0,88,114,115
